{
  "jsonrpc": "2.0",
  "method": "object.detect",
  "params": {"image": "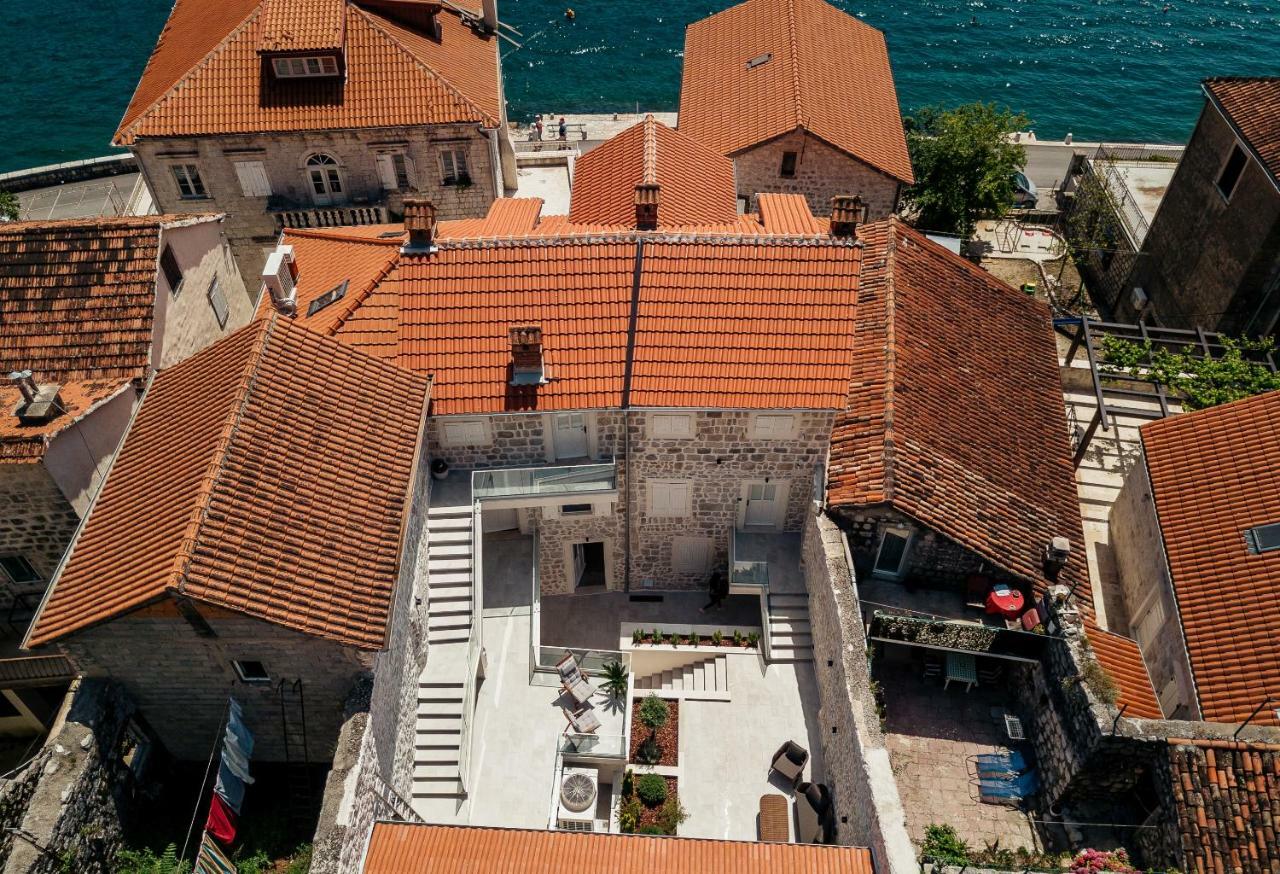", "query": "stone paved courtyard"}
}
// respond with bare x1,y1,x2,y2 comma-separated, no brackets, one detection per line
876,648,1042,855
